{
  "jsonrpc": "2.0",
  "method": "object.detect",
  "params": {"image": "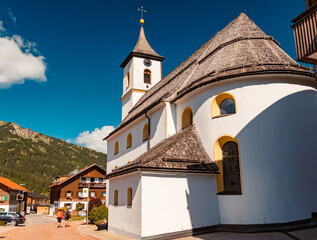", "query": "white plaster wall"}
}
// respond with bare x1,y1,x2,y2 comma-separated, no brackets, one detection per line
107,105,166,174
141,172,220,237
149,106,166,147
132,57,161,90
123,60,132,95
164,102,177,138
175,74,317,224
0,205,9,212
107,118,148,173
108,172,142,239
